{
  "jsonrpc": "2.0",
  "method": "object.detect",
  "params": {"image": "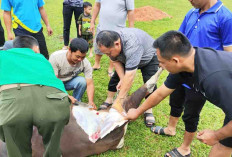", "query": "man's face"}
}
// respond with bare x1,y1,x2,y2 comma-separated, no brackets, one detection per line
188,0,206,9
70,50,86,64
157,49,182,74
98,42,121,60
